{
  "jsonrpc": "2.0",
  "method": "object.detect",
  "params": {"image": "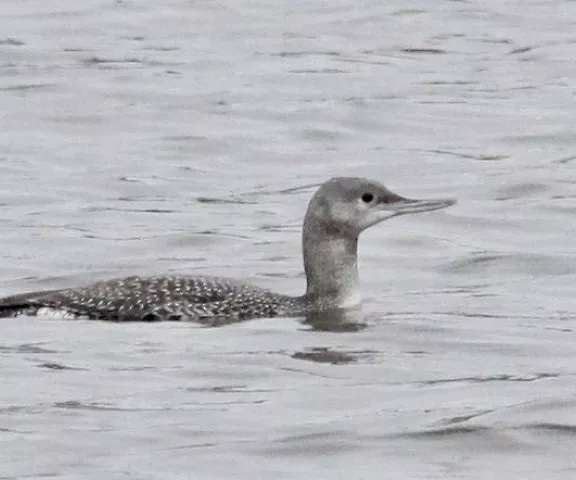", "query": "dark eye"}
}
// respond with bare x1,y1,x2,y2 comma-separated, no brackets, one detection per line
361,192,374,203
